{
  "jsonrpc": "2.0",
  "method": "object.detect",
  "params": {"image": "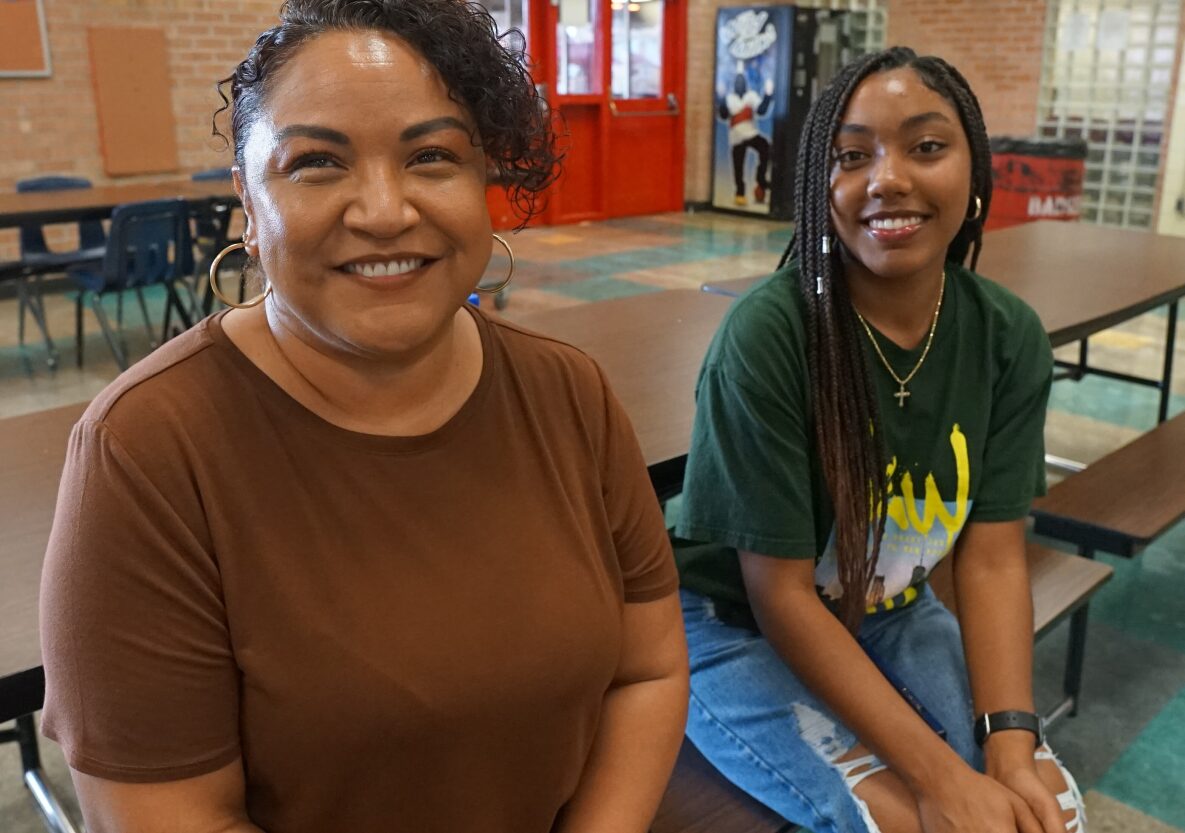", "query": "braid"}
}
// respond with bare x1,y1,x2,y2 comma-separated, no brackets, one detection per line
780,46,992,633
